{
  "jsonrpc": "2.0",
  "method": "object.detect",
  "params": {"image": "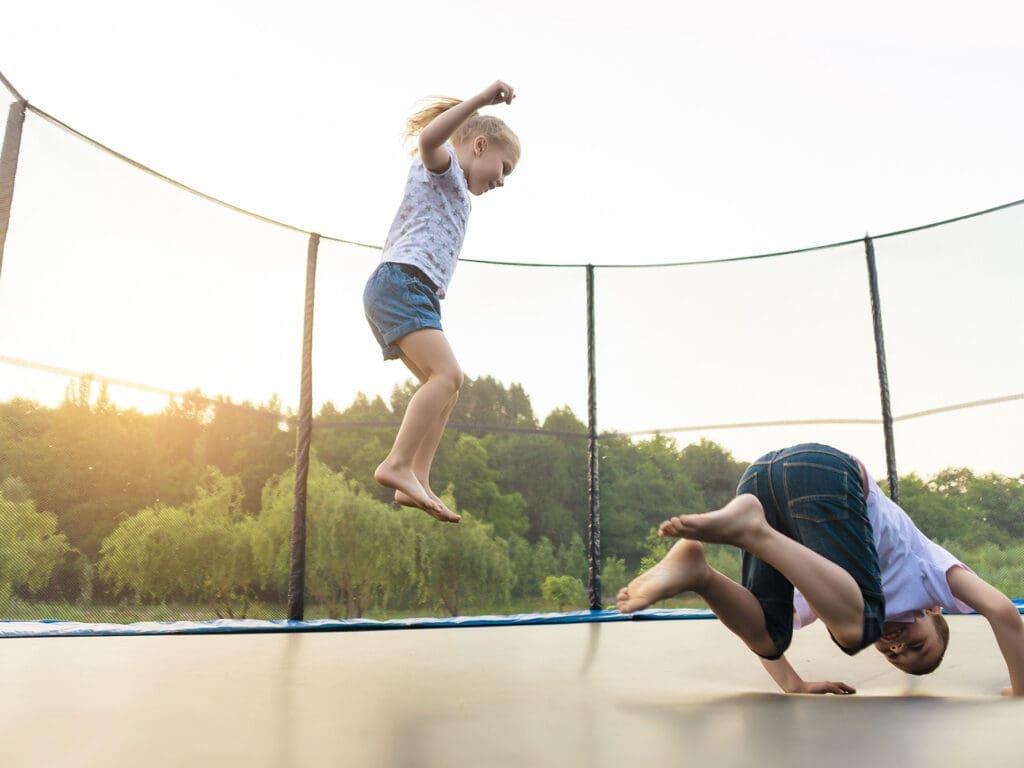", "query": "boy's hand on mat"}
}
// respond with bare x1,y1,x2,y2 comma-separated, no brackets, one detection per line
761,655,854,695
796,680,857,695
